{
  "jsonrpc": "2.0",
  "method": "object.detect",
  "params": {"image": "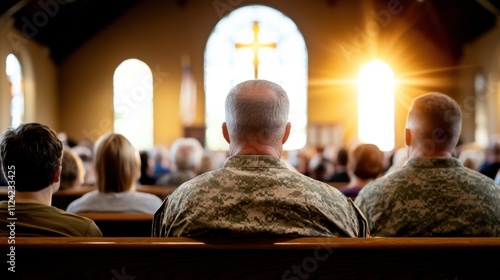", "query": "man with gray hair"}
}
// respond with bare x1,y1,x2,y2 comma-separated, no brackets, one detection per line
355,92,500,236
154,80,368,237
